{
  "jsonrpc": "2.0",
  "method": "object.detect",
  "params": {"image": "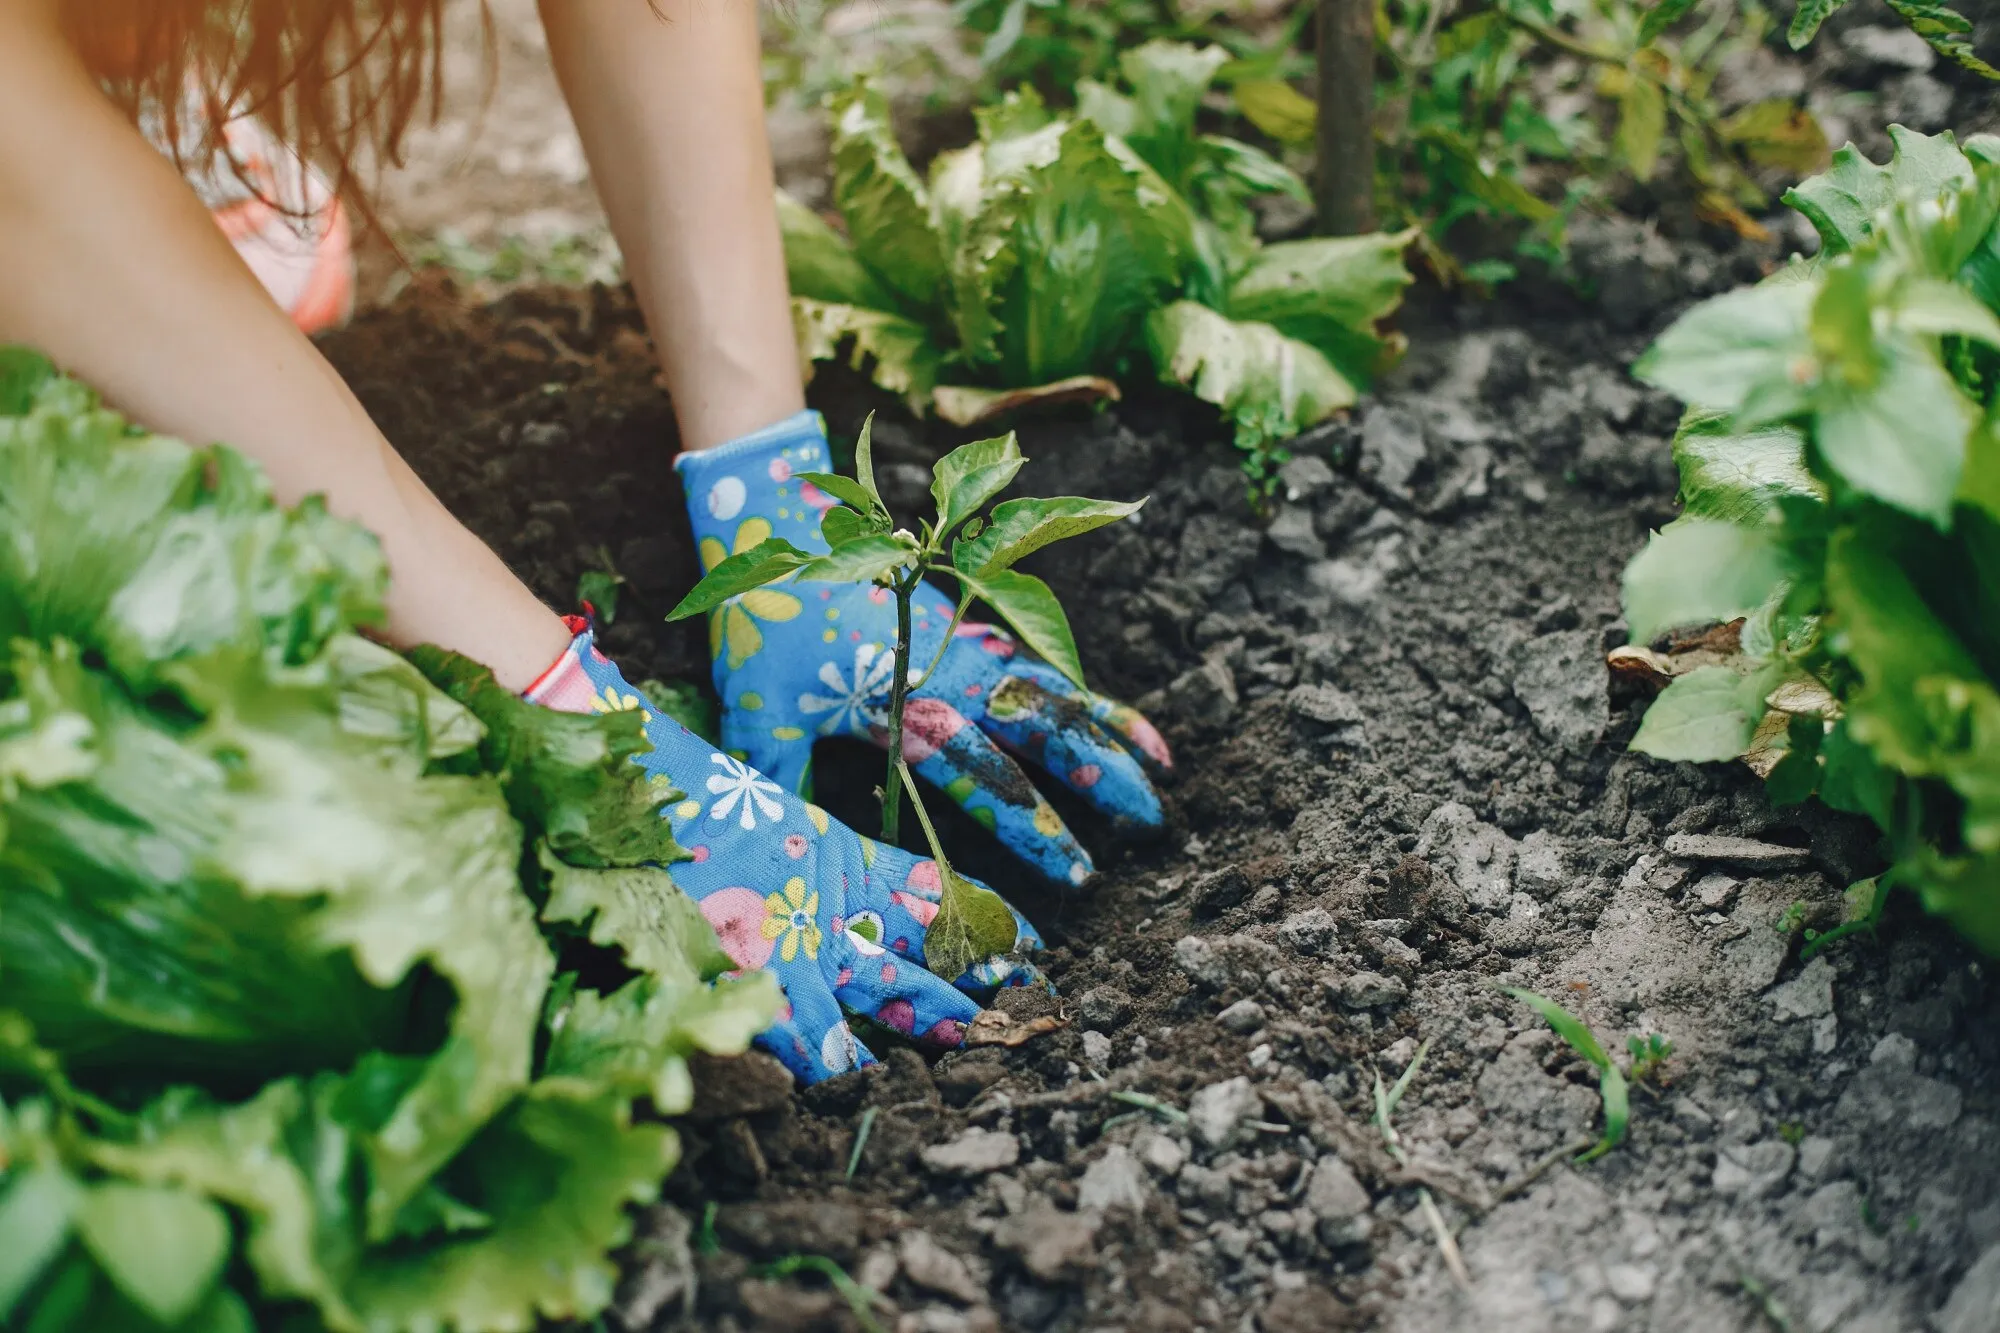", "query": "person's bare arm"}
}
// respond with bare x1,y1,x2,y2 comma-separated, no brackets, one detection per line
538,0,804,452
0,0,569,688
